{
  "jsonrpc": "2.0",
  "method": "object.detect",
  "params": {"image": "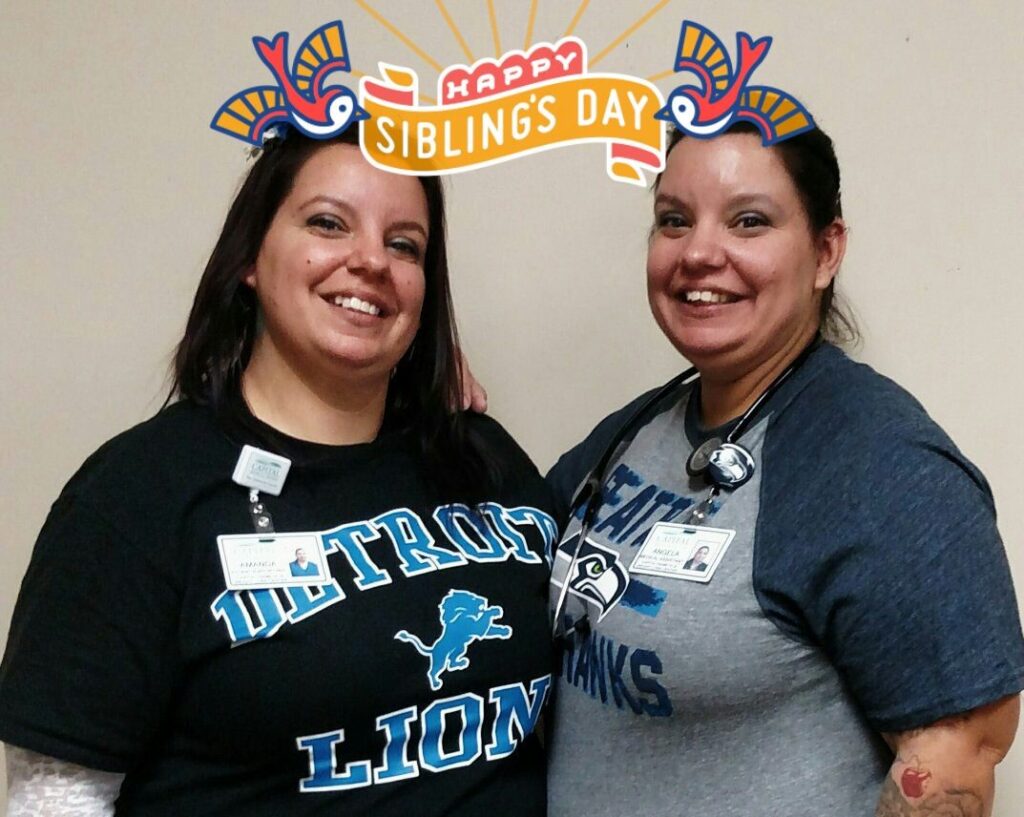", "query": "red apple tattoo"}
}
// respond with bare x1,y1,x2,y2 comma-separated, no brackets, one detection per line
900,765,932,798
